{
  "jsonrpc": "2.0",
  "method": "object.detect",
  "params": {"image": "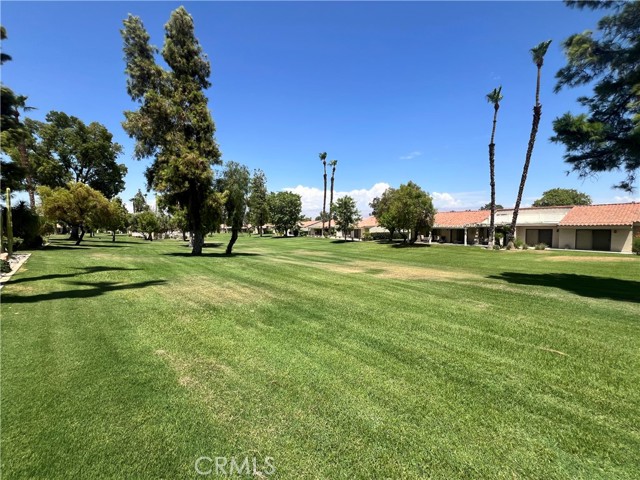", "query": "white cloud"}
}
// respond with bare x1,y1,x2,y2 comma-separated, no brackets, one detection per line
613,195,640,203
399,151,422,160
432,191,487,211
282,182,390,218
